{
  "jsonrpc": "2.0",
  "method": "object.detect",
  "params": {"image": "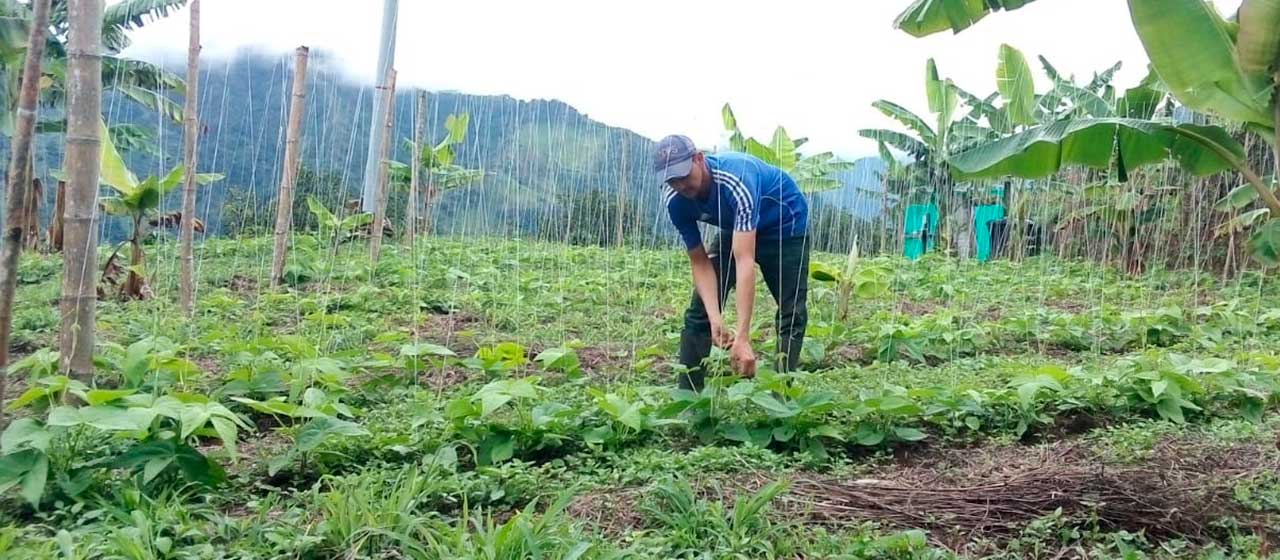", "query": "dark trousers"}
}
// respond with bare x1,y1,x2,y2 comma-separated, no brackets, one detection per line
677,233,810,391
